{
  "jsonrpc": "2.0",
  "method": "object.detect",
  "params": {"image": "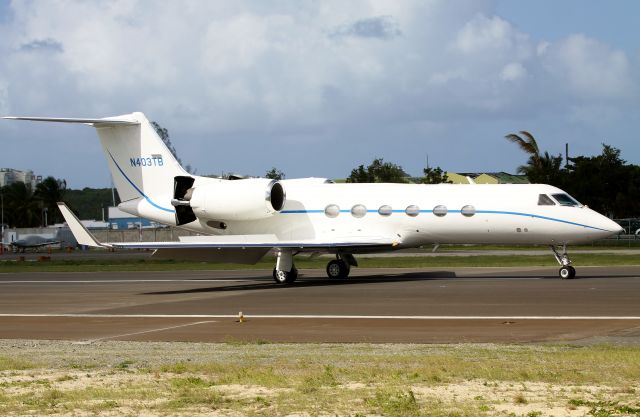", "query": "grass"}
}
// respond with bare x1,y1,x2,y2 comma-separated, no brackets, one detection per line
1,252,639,272
1,341,638,416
